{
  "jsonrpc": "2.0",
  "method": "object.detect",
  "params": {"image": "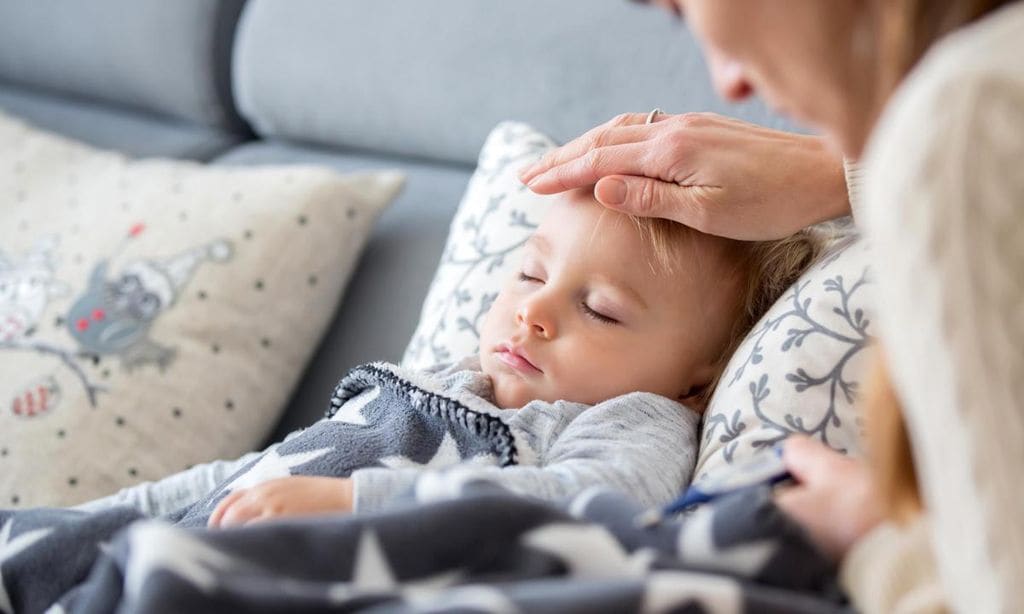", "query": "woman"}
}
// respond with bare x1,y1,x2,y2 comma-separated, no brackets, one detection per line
520,1,1024,612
